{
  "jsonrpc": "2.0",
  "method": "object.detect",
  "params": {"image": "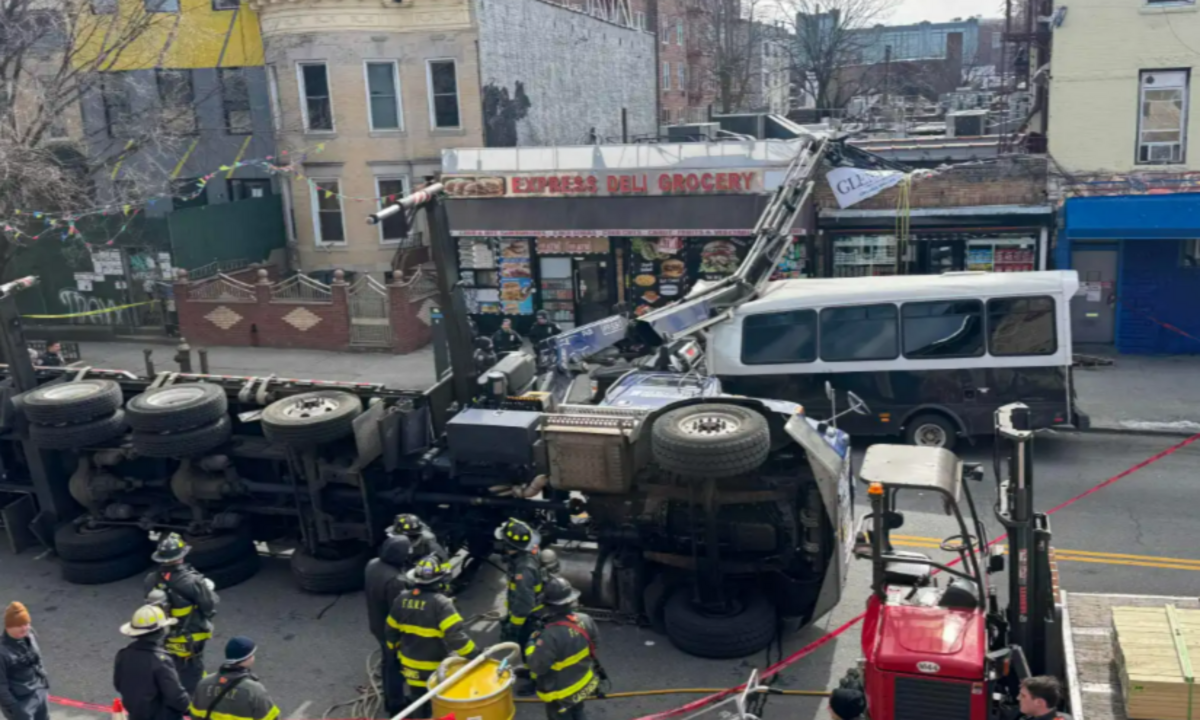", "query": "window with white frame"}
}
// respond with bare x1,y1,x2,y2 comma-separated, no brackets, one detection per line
663,61,671,90
678,64,686,93
634,11,645,29
662,18,669,44
311,179,346,244
298,62,334,132
426,59,461,129
375,177,410,244
144,0,178,11
676,19,684,45
365,61,403,131
1138,69,1188,164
